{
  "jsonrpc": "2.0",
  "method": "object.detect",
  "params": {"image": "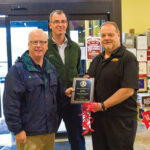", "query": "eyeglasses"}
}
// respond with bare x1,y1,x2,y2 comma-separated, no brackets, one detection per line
30,41,47,46
52,20,67,25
